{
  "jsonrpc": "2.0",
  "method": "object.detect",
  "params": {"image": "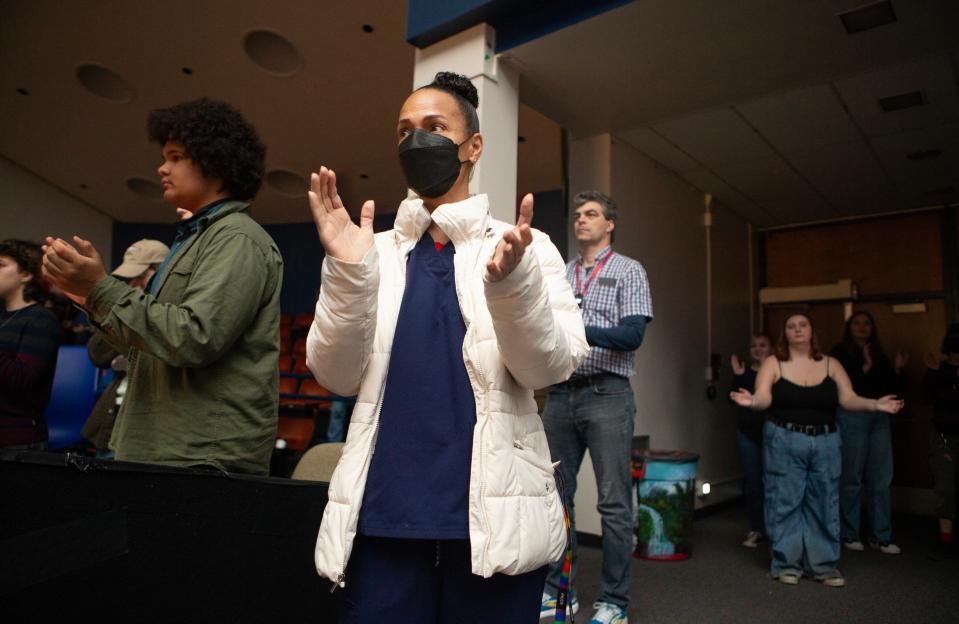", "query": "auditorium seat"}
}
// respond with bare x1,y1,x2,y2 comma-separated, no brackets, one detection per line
293,313,313,330
292,442,344,482
278,354,293,372
279,377,300,397
292,356,310,374
276,416,314,452
280,312,293,328
299,379,332,409
292,336,307,358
